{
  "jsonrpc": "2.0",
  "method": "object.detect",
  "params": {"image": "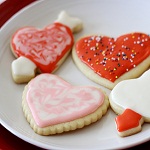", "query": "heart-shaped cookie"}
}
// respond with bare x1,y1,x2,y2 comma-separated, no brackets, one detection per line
109,69,150,136
22,74,109,135
72,32,150,89
11,11,83,84
11,23,74,73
